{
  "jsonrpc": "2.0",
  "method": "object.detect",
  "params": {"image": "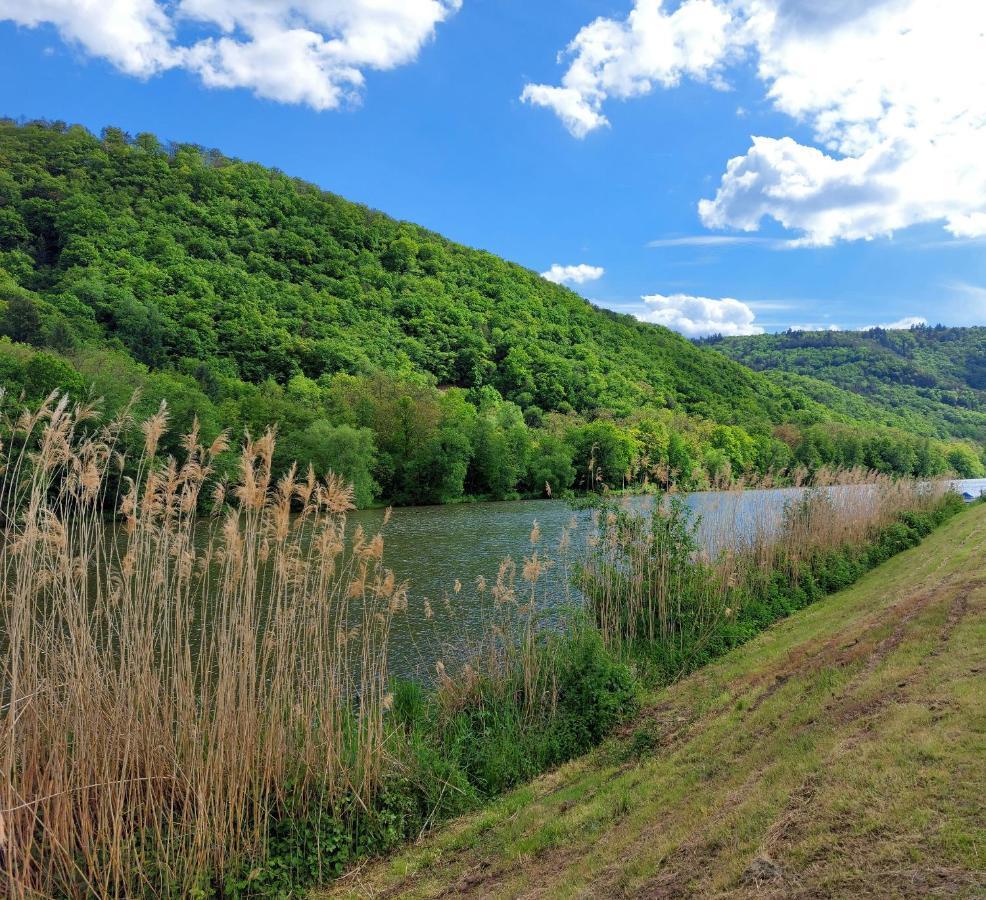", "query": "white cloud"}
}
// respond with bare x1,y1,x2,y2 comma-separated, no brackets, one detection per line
867,316,927,330
528,0,986,244
521,0,733,138
0,0,177,75
521,86,608,140
541,263,605,285
0,0,460,109
786,323,842,332
637,292,763,337
702,0,986,245
950,281,986,304
647,234,782,248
